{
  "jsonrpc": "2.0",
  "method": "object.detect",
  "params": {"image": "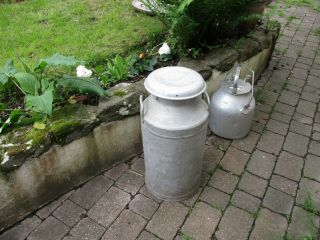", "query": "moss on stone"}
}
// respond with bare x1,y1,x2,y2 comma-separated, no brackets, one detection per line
50,119,81,143
25,129,49,146
114,90,127,97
